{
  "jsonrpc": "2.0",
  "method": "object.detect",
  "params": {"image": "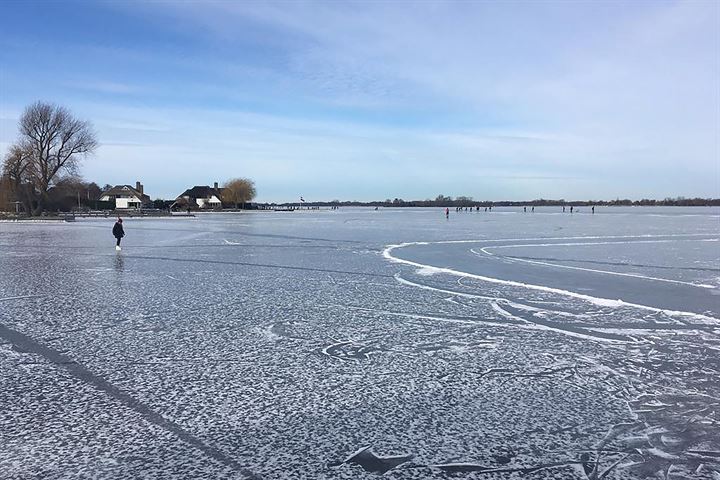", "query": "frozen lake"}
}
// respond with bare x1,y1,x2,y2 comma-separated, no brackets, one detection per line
1,207,719,479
